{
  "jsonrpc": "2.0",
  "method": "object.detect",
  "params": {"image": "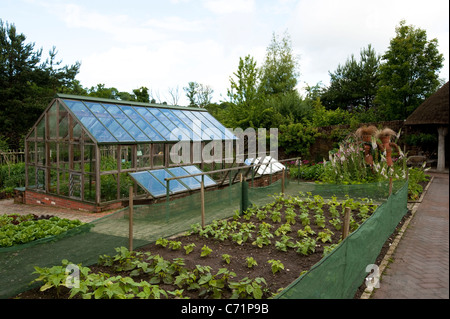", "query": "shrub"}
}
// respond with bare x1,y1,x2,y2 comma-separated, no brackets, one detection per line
278,123,319,156
0,162,25,190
